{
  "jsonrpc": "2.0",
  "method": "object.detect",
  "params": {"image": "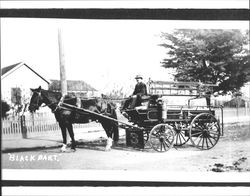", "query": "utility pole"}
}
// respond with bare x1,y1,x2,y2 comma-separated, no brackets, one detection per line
58,28,67,96
58,28,69,142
